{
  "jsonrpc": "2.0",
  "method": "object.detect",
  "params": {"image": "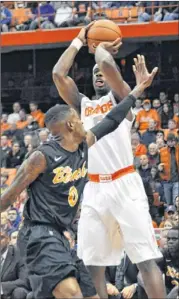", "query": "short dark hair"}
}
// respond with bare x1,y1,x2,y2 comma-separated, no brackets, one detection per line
29,102,38,106
45,104,71,127
157,130,164,136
